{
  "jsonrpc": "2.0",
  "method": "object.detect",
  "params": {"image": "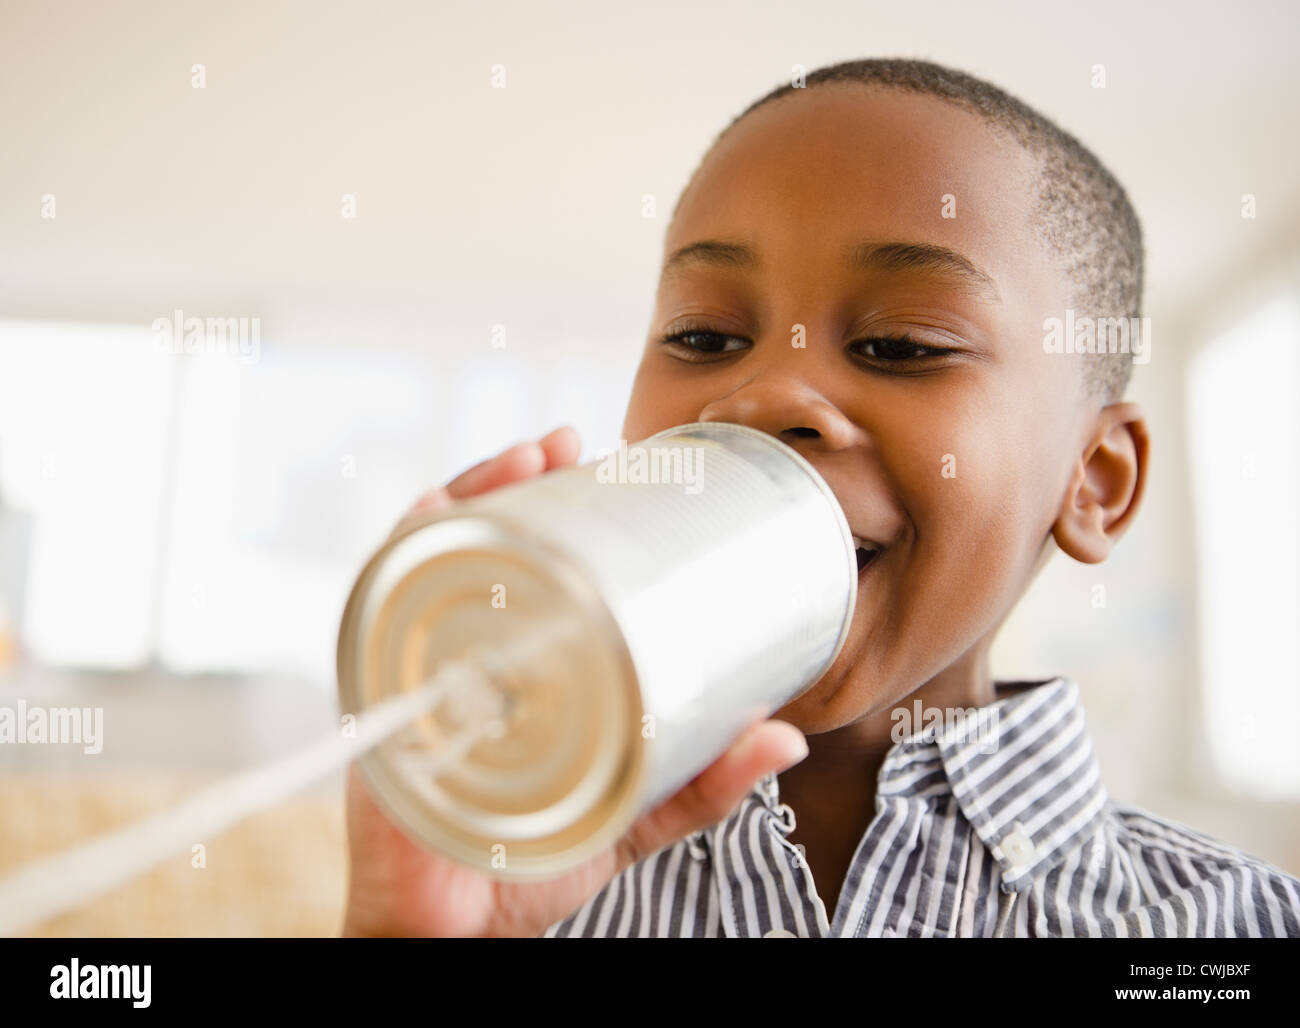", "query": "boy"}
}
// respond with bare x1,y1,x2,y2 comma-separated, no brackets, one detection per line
342,58,1300,937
